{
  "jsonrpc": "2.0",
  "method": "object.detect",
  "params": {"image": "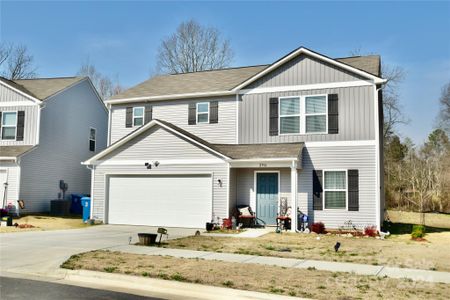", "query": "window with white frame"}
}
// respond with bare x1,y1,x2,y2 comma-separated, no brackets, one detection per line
305,95,327,133
324,170,347,209
89,128,96,152
197,102,209,123
279,97,300,134
133,107,144,126
1,112,17,140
